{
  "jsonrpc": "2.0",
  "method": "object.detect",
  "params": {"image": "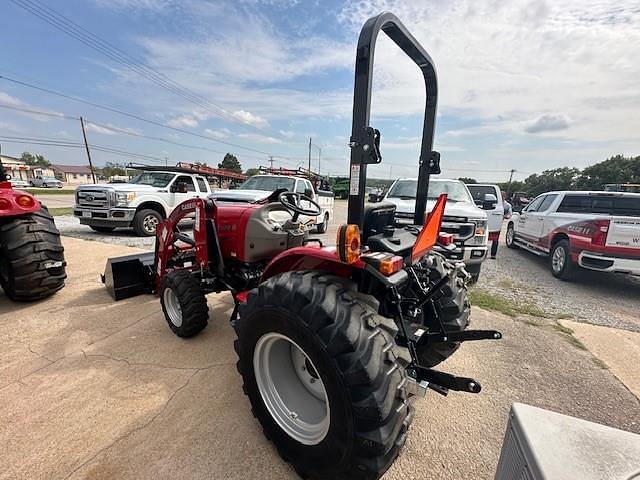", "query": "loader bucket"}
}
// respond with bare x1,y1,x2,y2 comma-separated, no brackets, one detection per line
102,252,156,300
